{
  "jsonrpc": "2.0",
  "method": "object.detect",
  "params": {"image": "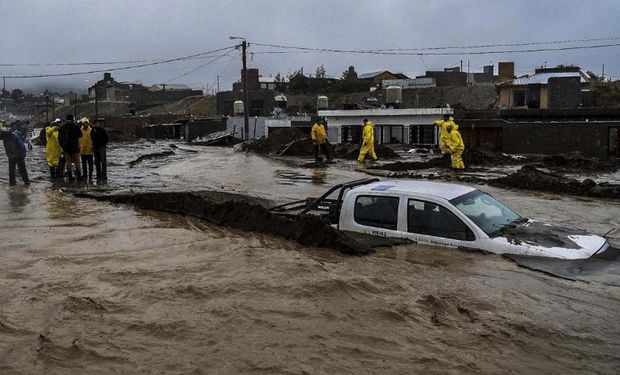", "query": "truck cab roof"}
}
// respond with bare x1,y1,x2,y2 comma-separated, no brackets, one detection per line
353,180,477,201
